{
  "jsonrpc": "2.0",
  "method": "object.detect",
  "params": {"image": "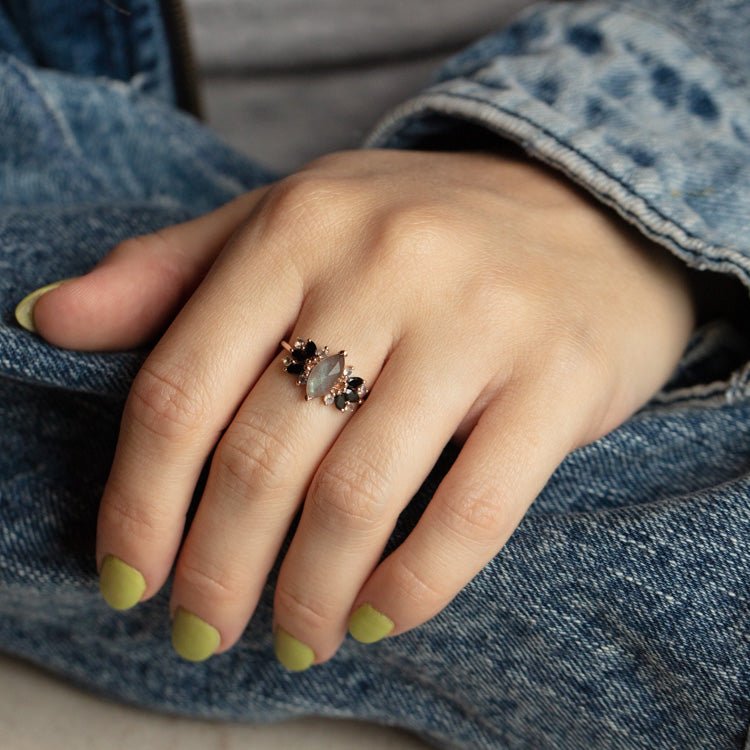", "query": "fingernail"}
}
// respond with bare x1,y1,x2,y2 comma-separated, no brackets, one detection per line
99,555,146,611
348,604,394,644
171,607,221,662
273,626,315,672
14,278,75,332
